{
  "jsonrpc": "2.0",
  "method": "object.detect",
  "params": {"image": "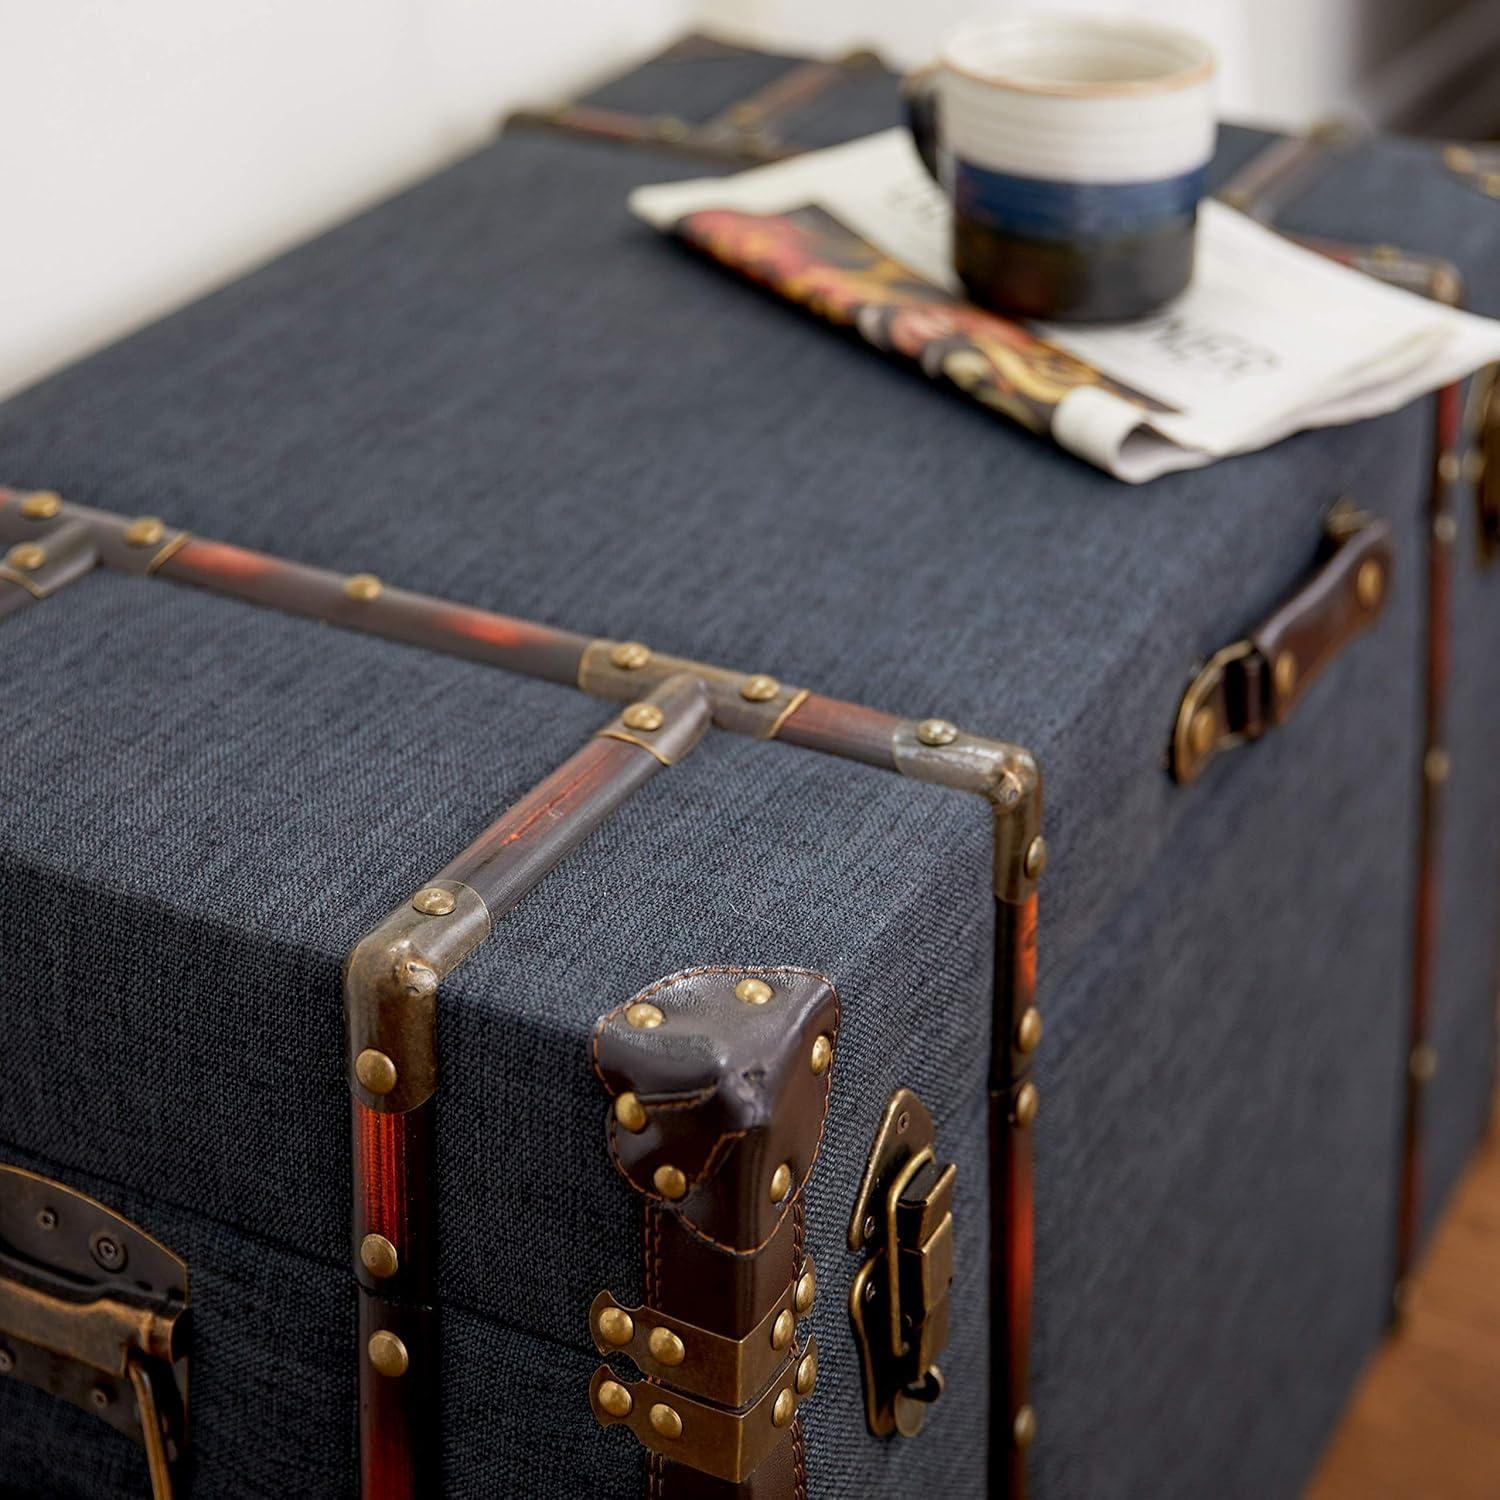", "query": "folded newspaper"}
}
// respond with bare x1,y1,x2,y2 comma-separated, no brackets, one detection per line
630,129,1500,483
